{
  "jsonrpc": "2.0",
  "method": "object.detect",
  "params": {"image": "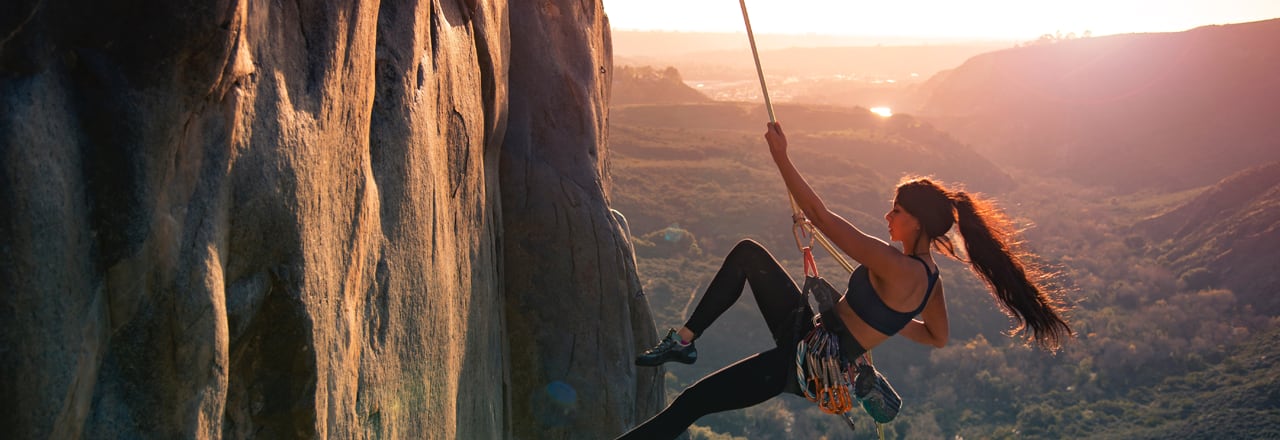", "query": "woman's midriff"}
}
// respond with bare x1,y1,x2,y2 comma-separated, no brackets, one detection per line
835,297,891,350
